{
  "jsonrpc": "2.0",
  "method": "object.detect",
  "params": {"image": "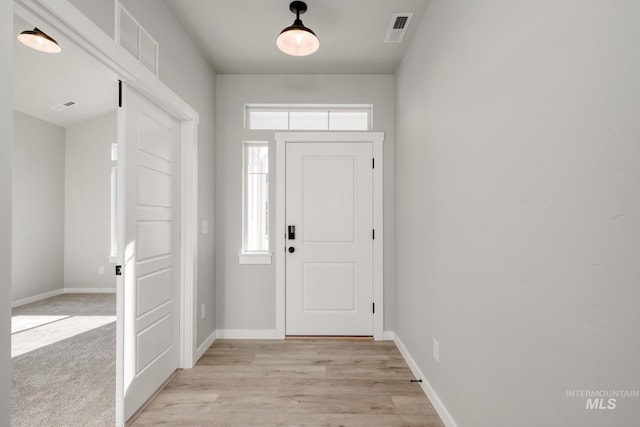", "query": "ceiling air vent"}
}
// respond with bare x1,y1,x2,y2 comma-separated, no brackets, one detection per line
117,3,159,76
50,100,77,111
384,13,414,43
